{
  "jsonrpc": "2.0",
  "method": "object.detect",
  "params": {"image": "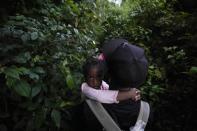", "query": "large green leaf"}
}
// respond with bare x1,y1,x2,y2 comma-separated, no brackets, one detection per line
4,66,21,79
14,80,31,97
51,109,61,128
17,67,39,80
